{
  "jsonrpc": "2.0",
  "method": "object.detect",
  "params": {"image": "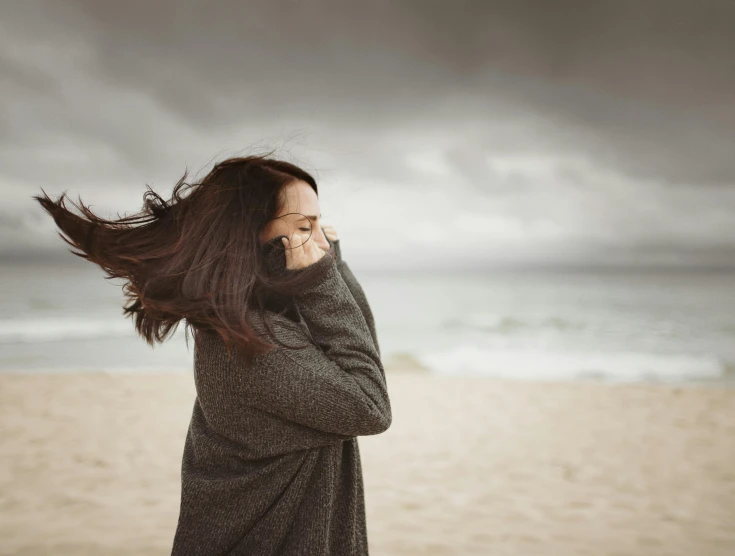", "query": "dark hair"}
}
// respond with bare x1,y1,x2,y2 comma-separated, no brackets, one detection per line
33,152,337,366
